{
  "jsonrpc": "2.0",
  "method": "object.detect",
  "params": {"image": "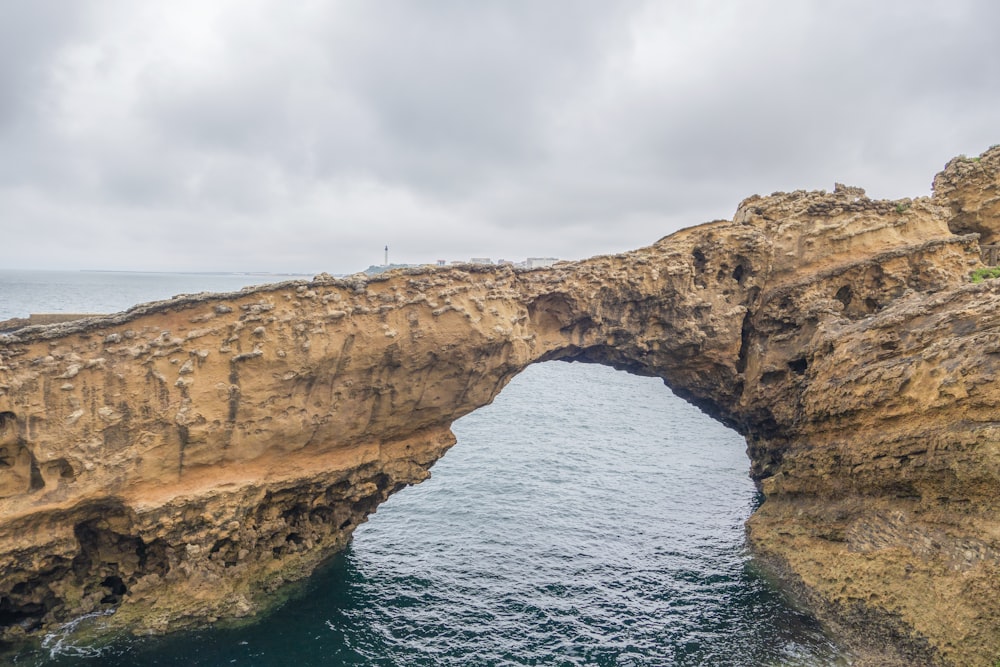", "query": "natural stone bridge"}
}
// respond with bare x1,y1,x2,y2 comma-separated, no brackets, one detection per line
1,147,999,665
